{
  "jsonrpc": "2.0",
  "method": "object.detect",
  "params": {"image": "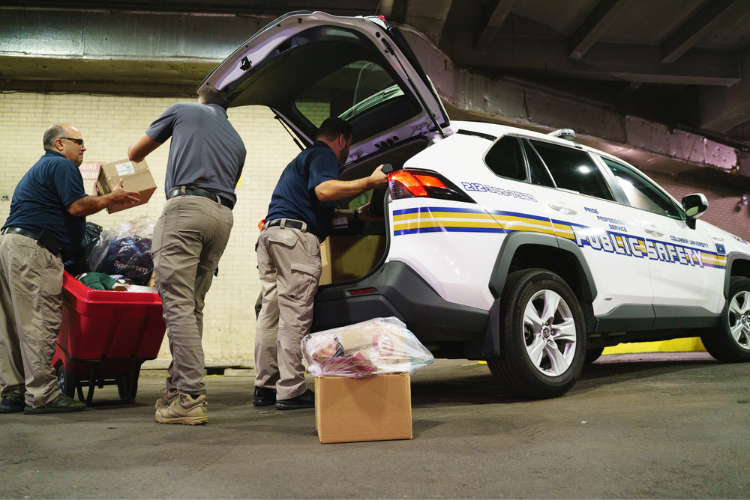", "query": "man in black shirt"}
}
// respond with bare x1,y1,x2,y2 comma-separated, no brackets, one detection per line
253,118,387,409
0,123,138,414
